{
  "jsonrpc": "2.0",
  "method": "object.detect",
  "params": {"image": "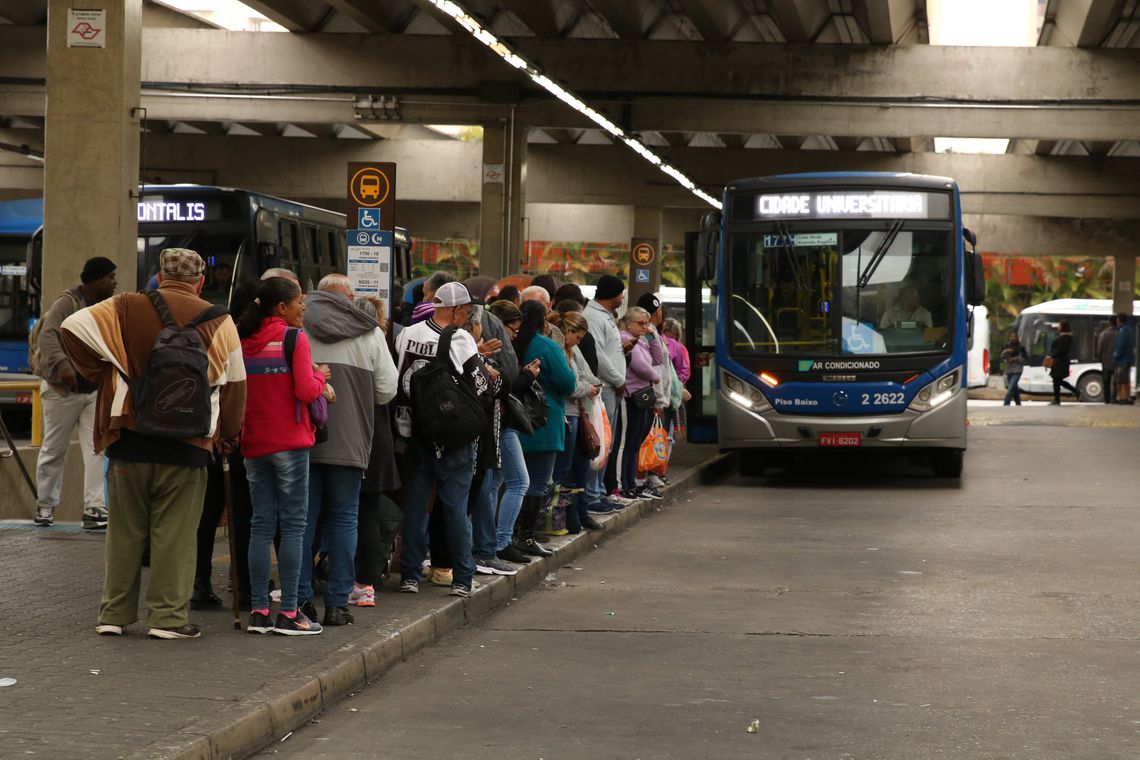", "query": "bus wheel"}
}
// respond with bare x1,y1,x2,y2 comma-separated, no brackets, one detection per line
1077,373,1103,402
931,449,964,478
